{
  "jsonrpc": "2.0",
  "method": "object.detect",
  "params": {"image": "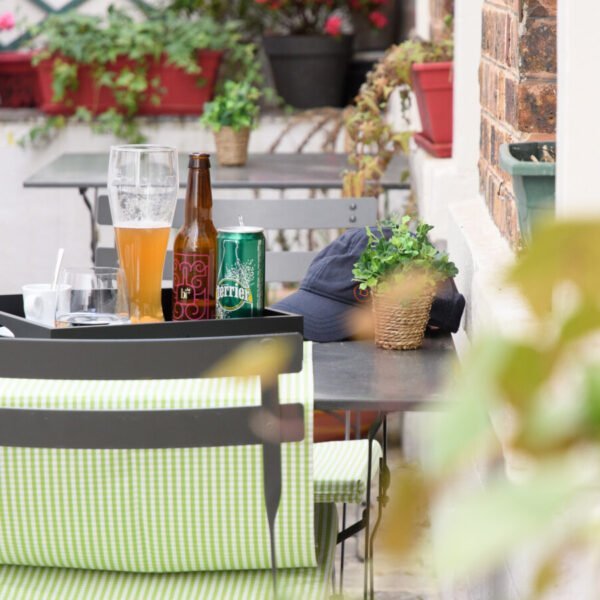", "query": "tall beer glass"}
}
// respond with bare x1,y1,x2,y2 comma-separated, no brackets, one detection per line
108,145,178,323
